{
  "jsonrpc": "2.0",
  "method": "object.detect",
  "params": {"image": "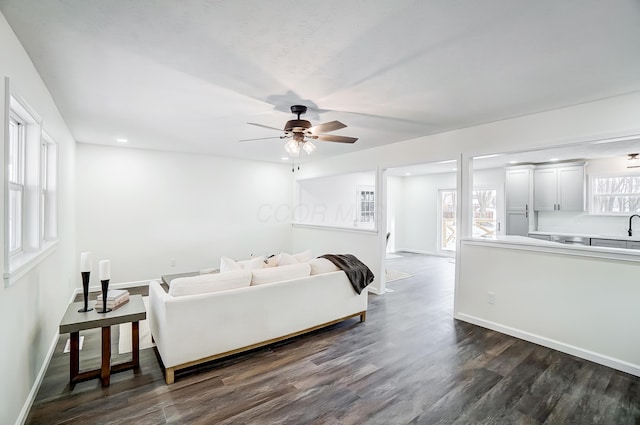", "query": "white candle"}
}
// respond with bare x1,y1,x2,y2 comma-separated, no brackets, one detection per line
99,260,111,280
80,252,92,273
